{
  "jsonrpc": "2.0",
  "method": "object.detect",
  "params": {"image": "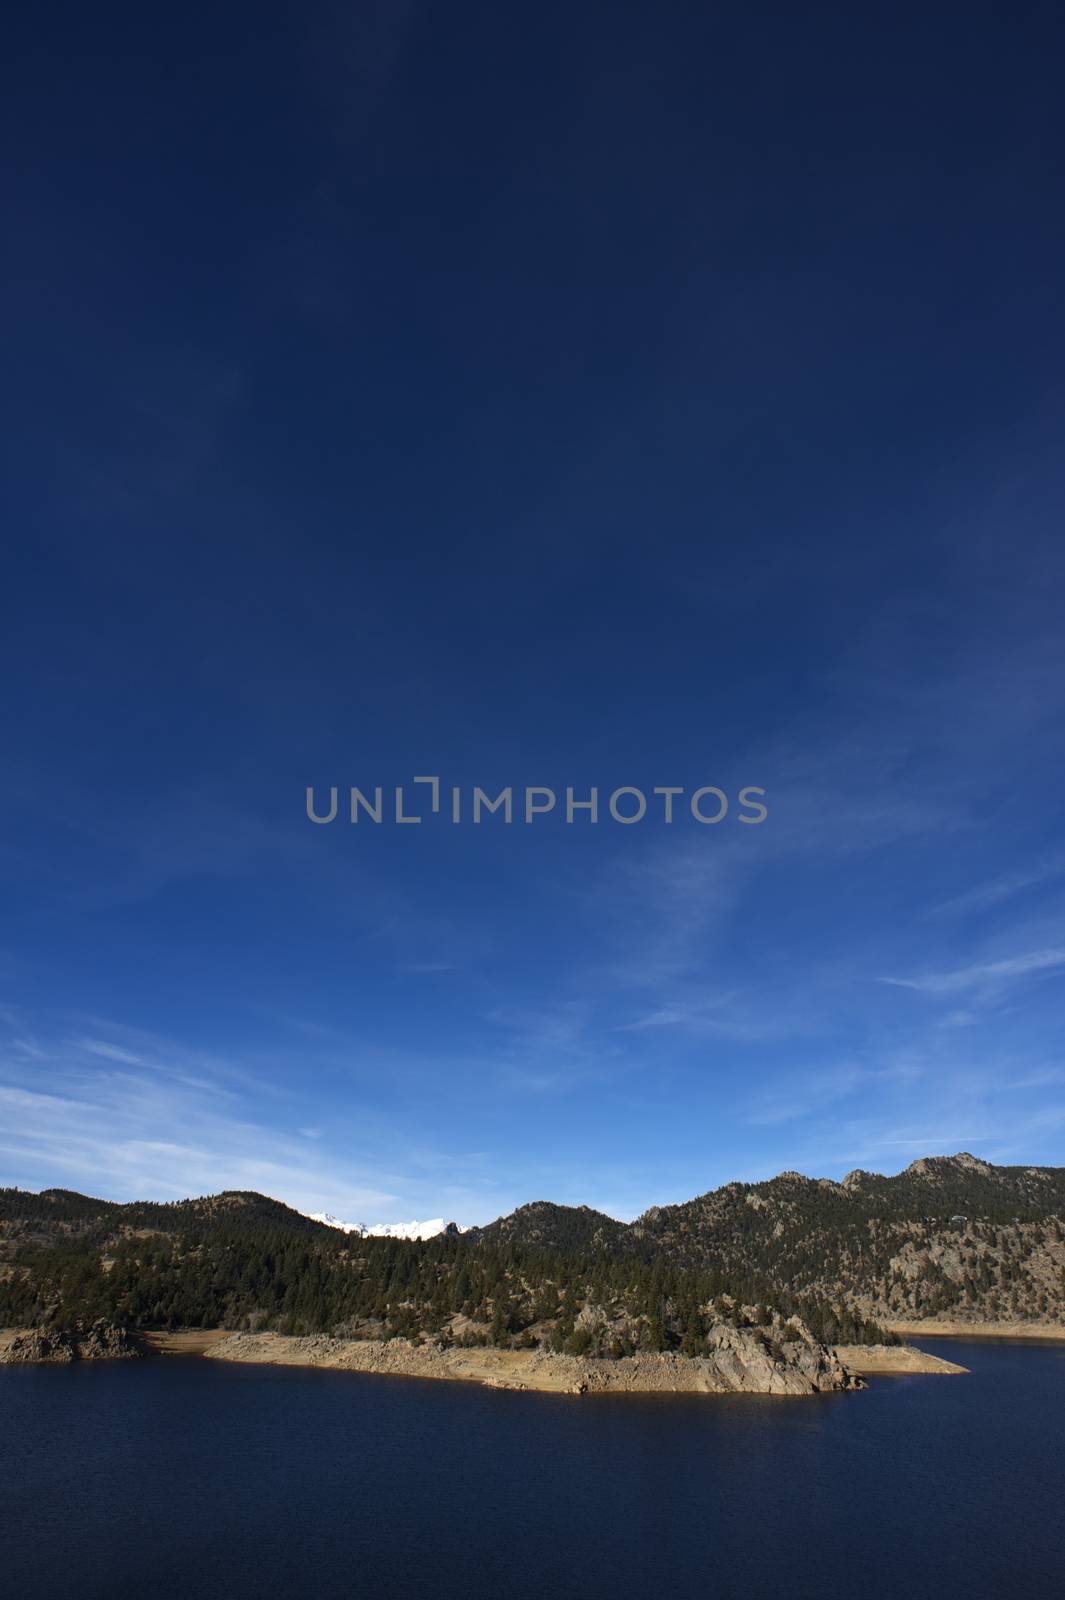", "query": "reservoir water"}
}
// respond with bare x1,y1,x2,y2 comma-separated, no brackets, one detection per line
3,1338,1063,1599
